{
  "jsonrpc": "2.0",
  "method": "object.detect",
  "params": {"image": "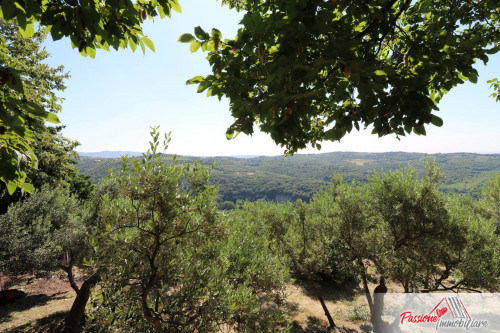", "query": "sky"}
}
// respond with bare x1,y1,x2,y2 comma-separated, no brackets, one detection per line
43,0,500,156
